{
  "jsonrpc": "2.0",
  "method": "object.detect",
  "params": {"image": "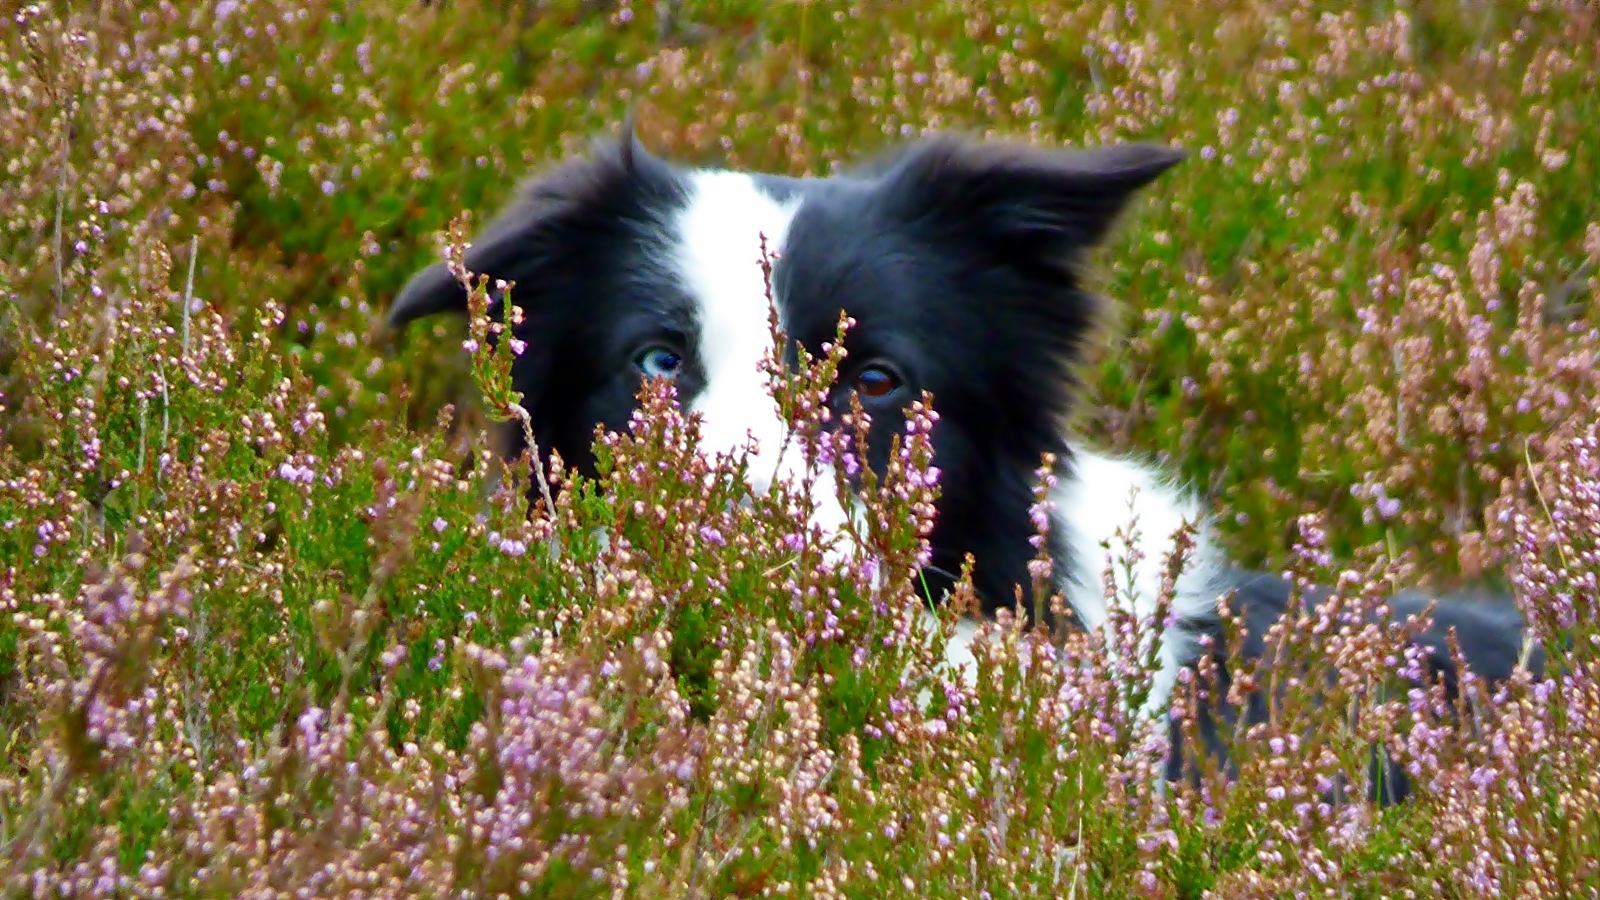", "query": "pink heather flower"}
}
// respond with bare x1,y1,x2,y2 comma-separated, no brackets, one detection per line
296,706,326,761
509,337,527,356
462,339,479,353
1028,498,1053,534
842,454,861,477
859,555,879,585
276,461,315,485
